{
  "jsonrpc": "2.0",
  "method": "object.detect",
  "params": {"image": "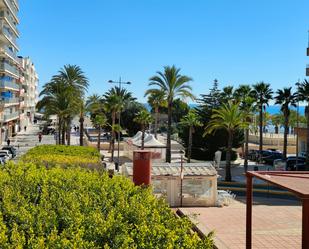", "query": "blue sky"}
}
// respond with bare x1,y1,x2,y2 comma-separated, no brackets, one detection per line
18,1,309,103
